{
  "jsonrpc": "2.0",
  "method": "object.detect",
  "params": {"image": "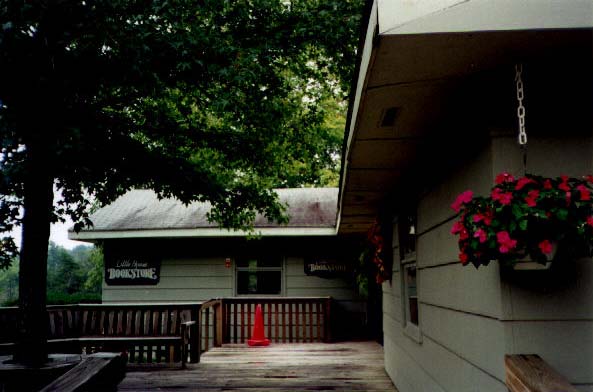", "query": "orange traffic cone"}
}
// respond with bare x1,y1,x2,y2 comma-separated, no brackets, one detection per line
247,304,270,346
